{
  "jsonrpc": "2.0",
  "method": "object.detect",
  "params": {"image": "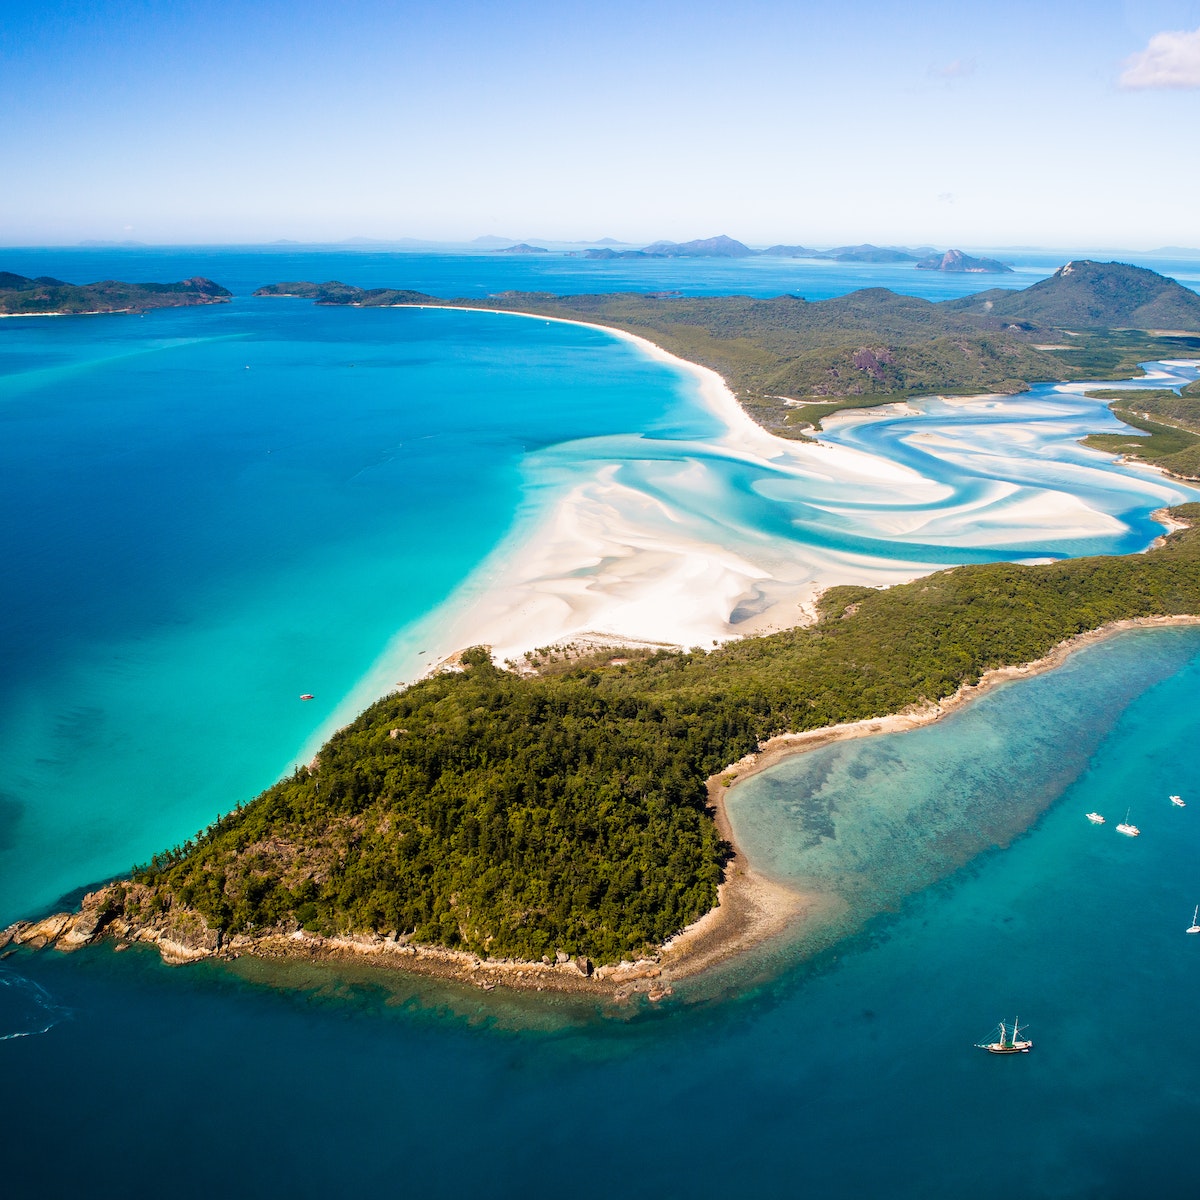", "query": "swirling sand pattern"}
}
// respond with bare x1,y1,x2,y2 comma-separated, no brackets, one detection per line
437,348,1200,662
